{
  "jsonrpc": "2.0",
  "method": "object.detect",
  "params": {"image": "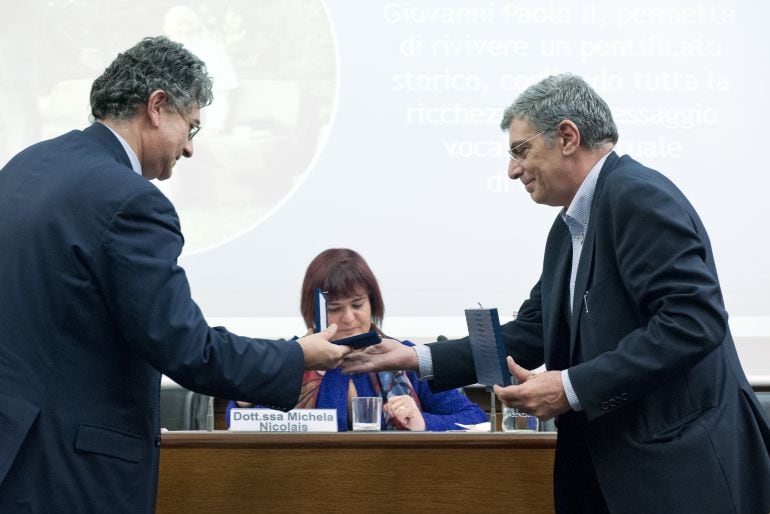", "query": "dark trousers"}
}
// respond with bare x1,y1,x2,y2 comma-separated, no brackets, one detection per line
553,412,610,514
